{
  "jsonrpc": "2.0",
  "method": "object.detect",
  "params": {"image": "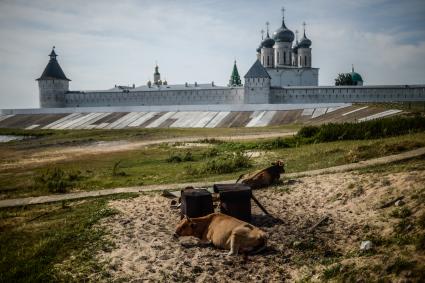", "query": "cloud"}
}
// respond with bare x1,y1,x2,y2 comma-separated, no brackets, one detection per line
0,0,424,108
